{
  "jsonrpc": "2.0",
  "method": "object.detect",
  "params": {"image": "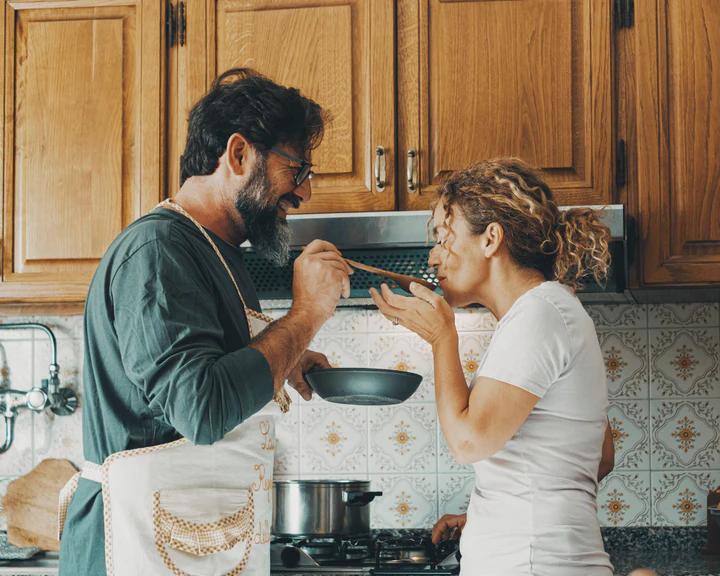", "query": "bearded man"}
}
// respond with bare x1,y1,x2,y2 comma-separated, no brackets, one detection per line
58,68,351,576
